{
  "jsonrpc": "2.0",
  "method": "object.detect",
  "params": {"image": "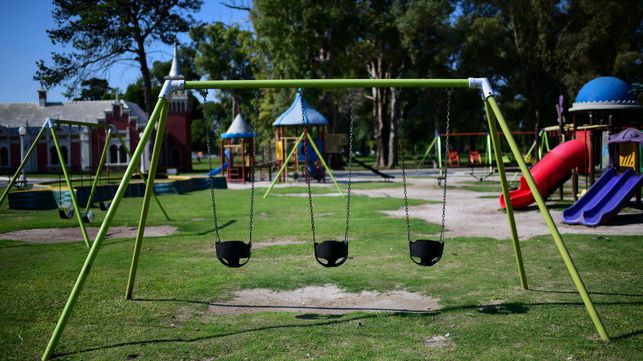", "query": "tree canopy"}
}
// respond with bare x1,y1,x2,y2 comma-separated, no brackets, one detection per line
35,0,202,114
